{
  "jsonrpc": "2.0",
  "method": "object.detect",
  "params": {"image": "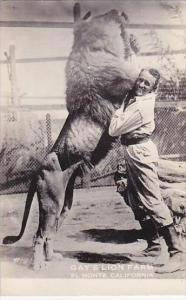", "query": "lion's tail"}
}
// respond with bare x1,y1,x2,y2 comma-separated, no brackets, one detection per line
3,178,37,244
